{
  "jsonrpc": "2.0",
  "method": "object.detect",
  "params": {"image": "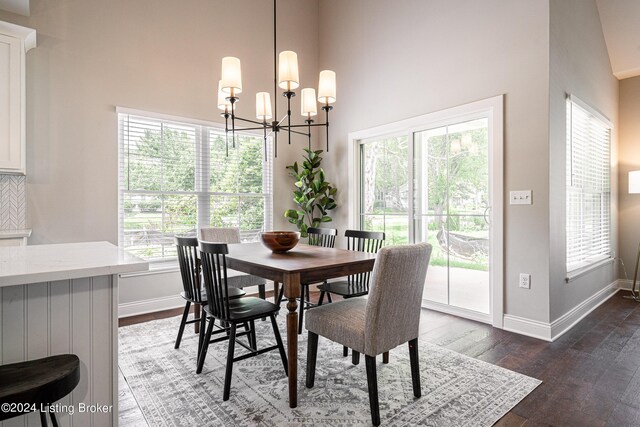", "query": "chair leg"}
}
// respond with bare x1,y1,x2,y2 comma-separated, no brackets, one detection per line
298,284,305,334
250,320,257,350
49,412,59,427
327,292,333,303
223,323,238,401
277,286,284,306
365,355,380,426
197,314,208,363
175,301,191,349
408,338,421,398
318,290,325,306
39,411,48,427
343,346,349,357
243,322,253,348
196,316,215,374
306,331,319,388
352,350,360,365
383,351,389,364
270,314,288,375
259,284,266,321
